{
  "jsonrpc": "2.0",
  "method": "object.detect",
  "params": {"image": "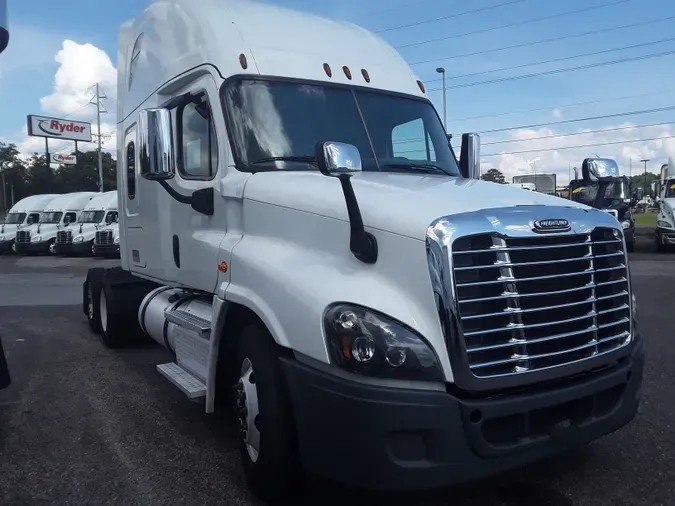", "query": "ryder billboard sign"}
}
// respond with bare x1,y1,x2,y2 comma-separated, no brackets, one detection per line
50,153,77,165
27,115,92,142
